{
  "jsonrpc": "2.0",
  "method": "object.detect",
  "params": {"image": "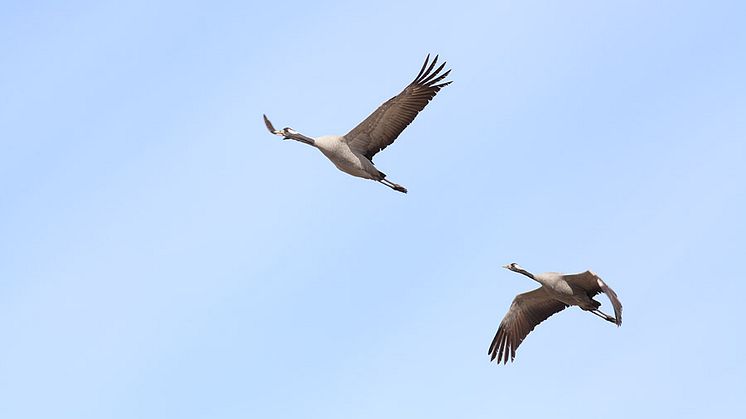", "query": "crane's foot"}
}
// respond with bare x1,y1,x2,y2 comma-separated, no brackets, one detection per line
591,309,618,324
379,179,408,194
